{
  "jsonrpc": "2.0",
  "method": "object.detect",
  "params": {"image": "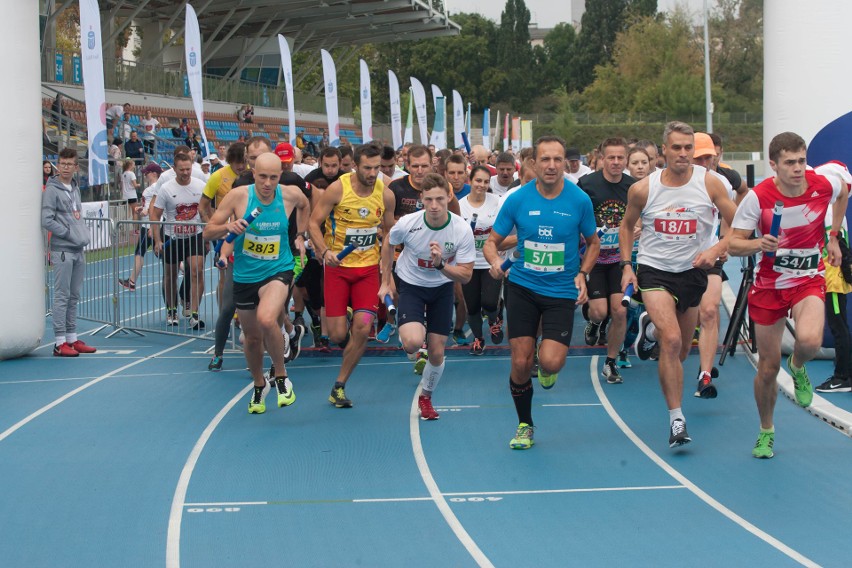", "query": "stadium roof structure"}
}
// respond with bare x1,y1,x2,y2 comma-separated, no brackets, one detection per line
100,0,461,52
